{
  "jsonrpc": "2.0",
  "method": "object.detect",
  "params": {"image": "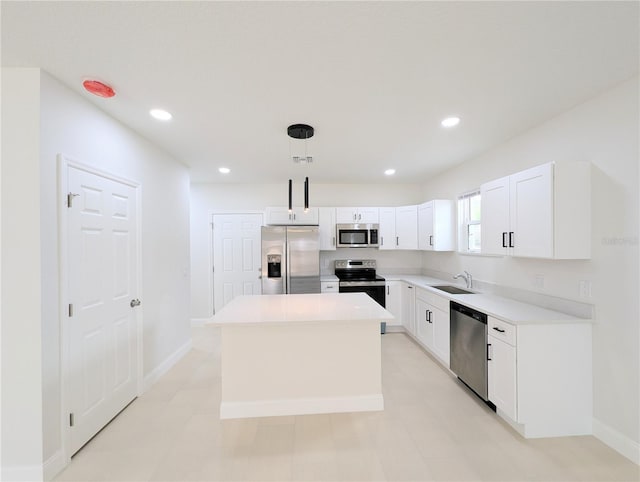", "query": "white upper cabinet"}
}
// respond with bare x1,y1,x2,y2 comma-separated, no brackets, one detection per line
395,205,418,250
336,207,379,224
378,207,396,250
317,207,336,250
481,176,510,256
378,206,418,250
418,200,455,251
481,161,591,259
265,206,319,225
